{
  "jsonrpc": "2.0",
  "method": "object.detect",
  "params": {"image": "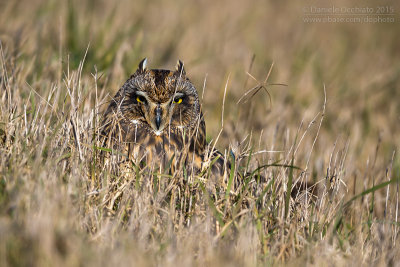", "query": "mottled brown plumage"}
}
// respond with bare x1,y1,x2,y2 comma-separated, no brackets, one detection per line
101,58,226,176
